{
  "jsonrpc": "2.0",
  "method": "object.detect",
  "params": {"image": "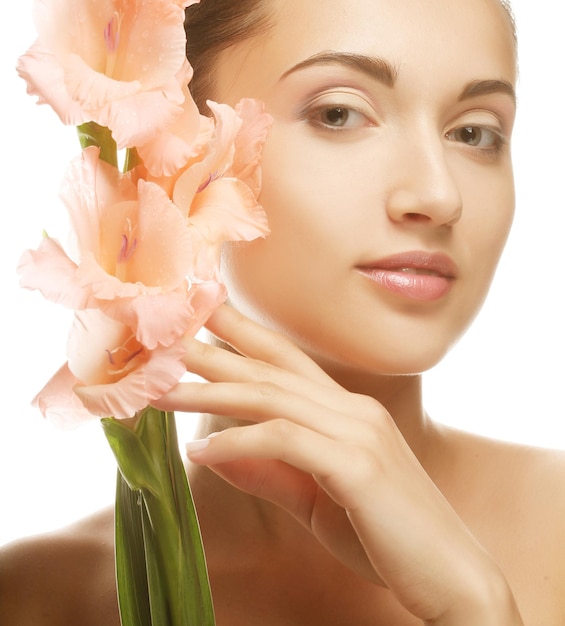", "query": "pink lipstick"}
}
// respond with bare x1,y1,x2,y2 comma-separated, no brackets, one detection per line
357,251,457,301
